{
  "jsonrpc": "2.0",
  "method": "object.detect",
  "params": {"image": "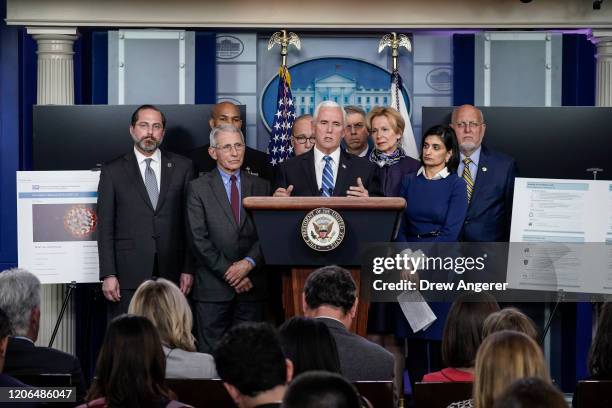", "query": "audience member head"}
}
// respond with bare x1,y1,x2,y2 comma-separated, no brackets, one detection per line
442,291,500,370
492,377,566,408
214,322,292,408
482,308,538,341
367,106,405,155
313,101,346,155
210,101,242,130
87,314,174,407
129,104,166,155
473,330,549,408
343,105,369,156
291,114,315,156
420,125,460,174
450,104,486,156
282,371,361,408
0,308,12,373
279,316,341,376
0,268,41,342
303,266,357,328
128,278,196,352
588,302,612,377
